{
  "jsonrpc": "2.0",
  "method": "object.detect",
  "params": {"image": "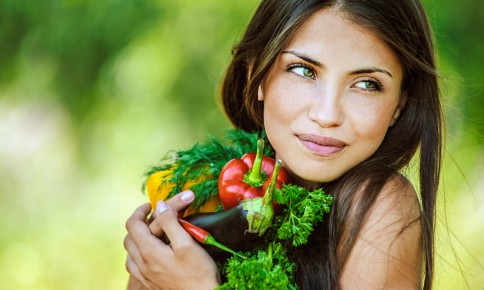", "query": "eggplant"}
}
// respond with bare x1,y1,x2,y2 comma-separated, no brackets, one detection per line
184,161,284,262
